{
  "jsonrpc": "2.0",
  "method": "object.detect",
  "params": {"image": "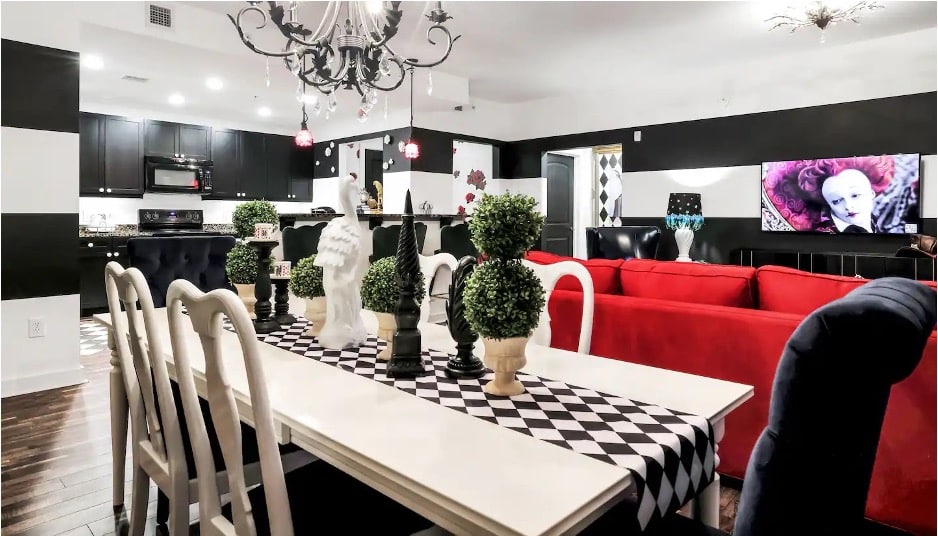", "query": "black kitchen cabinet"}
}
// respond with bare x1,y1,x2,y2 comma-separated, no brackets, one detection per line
240,132,268,199
266,135,293,201
209,128,240,199
290,143,315,201
79,112,105,195
79,237,124,313
145,120,211,159
103,116,145,196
